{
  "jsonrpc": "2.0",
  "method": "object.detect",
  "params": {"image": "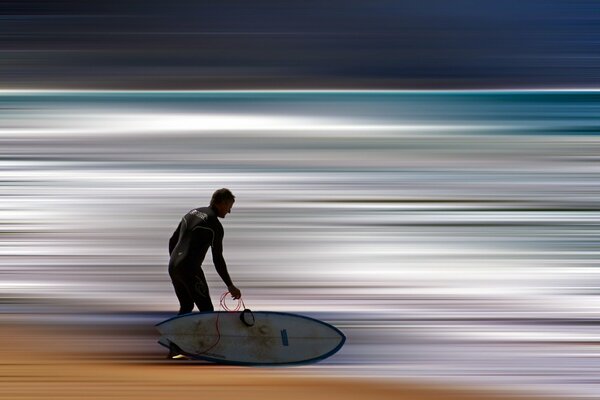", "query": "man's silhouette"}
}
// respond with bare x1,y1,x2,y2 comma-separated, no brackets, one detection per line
168,188,241,315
